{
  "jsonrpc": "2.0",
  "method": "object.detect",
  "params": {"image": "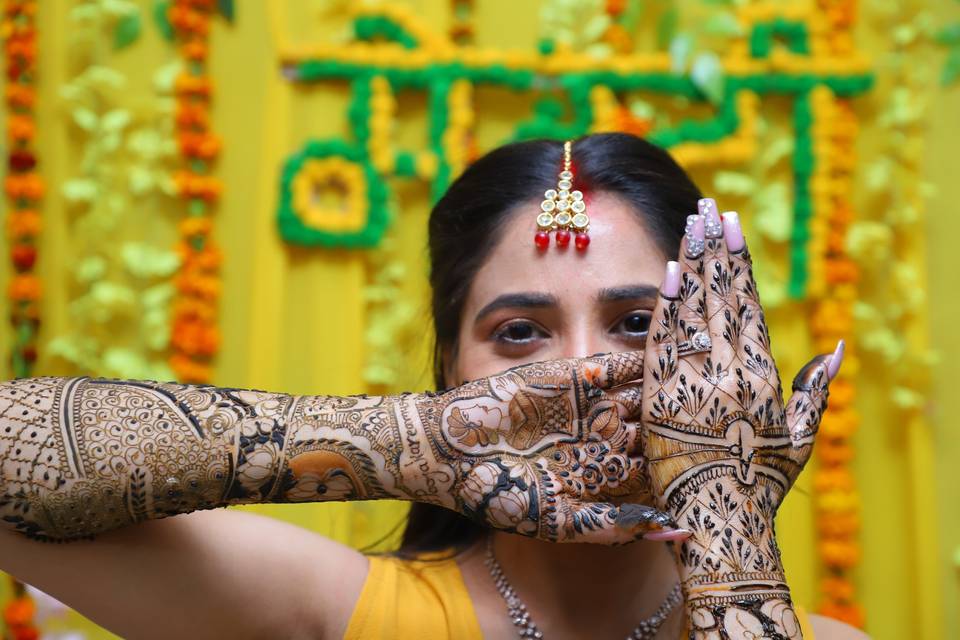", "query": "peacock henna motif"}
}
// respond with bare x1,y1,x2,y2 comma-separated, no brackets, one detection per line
641,201,838,638
0,350,671,545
